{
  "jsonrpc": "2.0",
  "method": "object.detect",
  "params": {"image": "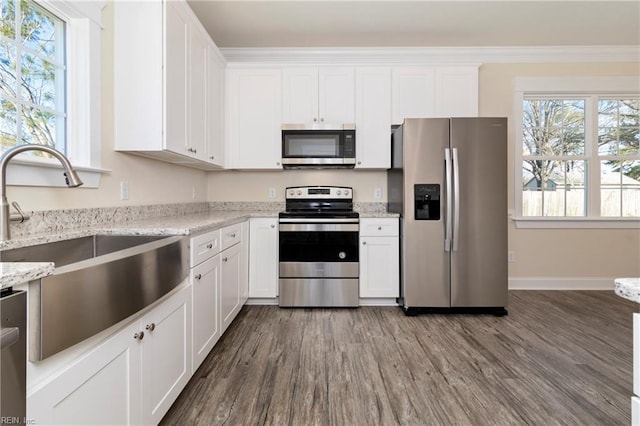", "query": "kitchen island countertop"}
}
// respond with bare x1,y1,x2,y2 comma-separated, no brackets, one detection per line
614,277,640,303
